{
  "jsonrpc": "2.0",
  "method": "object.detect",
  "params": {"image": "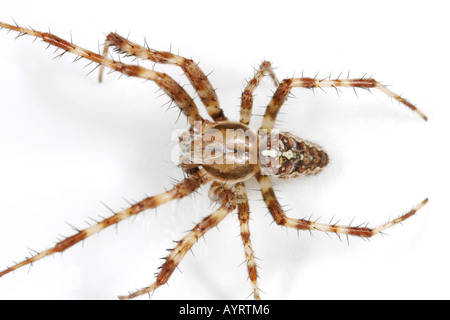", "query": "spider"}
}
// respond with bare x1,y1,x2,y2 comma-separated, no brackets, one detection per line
0,21,428,300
